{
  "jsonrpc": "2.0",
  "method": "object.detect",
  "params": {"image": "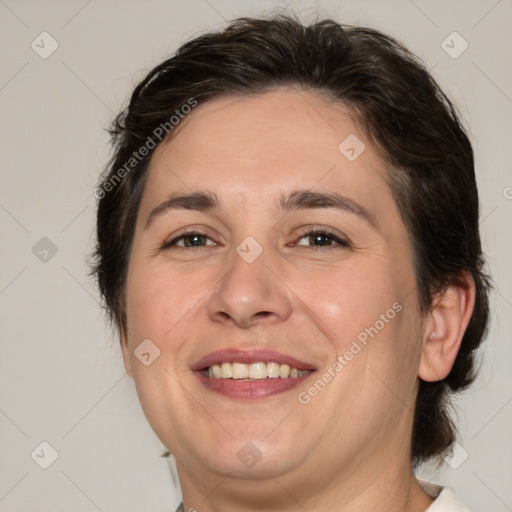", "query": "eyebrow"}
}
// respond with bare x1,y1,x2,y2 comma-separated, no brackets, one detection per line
278,190,378,228
145,191,218,229
144,189,377,230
